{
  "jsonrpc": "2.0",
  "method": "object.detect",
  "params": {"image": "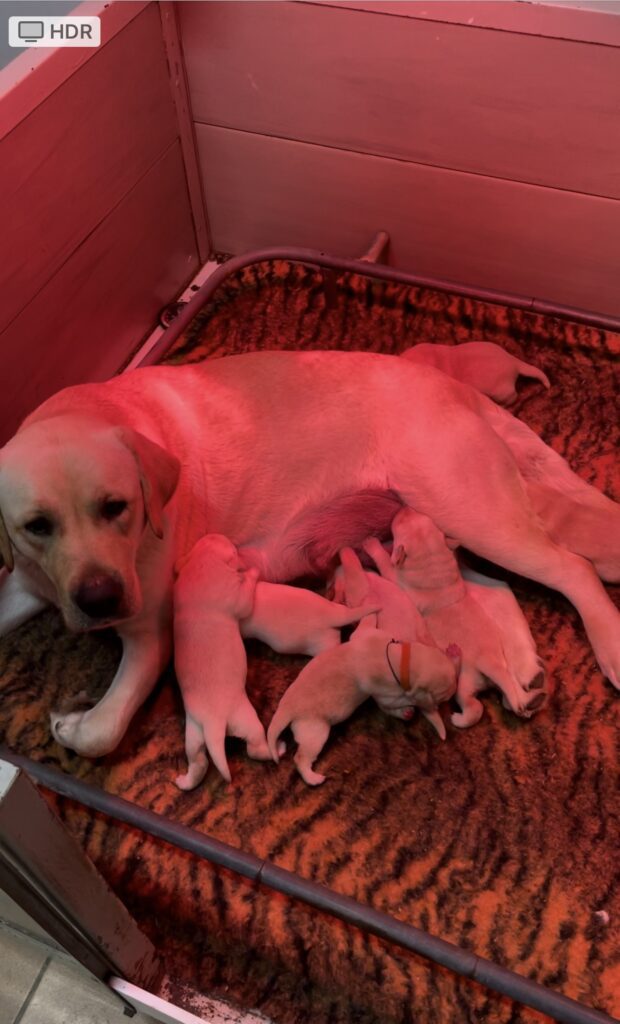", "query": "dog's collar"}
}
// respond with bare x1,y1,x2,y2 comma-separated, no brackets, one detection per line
386,639,412,691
